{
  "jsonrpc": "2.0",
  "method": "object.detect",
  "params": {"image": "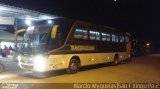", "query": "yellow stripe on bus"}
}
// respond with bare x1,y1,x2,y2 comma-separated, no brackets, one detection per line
51,25,59,39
